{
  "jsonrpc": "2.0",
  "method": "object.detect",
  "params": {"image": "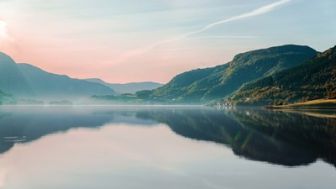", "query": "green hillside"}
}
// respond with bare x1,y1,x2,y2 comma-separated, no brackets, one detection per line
231,46,336,105
139,45,317,103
